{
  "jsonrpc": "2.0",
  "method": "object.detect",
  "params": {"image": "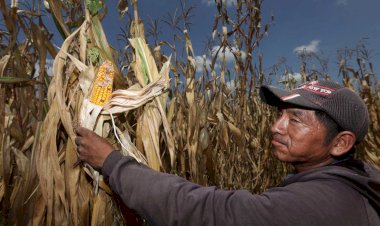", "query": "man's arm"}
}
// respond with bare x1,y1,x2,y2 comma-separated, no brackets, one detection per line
74,127,274,225
102,151,276,226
